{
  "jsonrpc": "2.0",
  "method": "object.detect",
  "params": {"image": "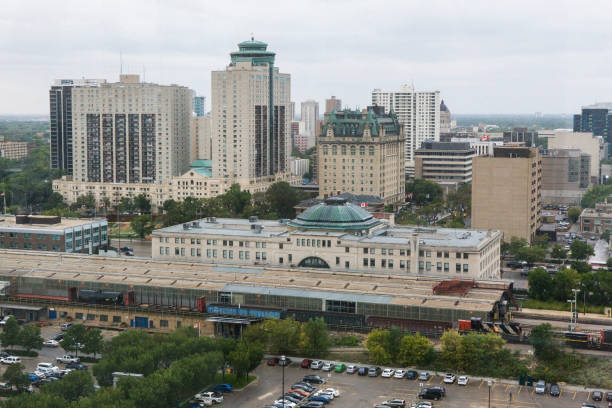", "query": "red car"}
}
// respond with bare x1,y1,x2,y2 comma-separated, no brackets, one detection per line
301,359,312,368
266,357,279,366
